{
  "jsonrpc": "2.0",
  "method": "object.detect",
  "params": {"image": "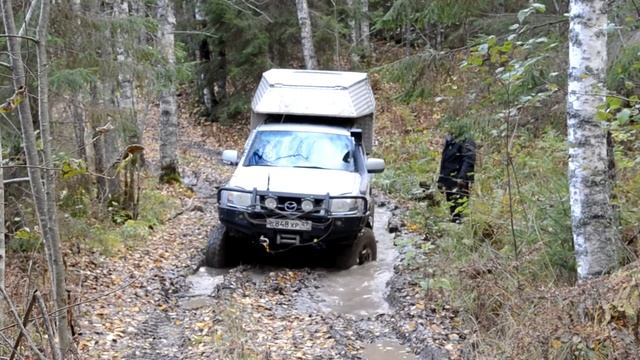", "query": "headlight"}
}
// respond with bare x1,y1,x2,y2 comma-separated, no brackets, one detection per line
264,197,278,210
330,198,365,214
221,190,252,208
301,199,314,212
